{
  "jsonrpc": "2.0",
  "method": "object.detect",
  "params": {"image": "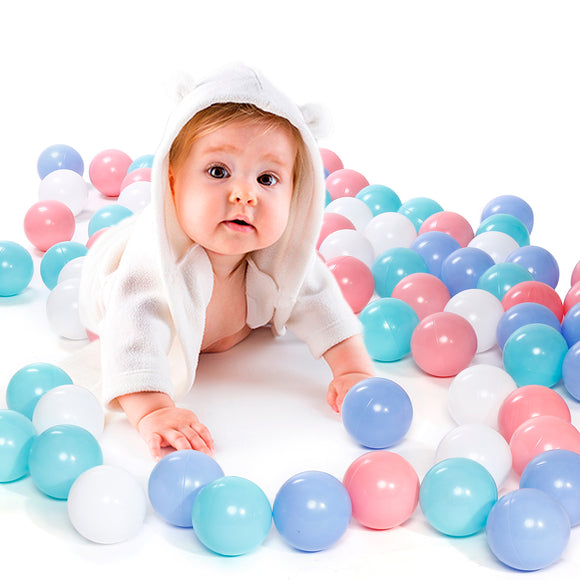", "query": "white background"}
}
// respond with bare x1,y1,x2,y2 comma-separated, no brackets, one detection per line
1,1,580,578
